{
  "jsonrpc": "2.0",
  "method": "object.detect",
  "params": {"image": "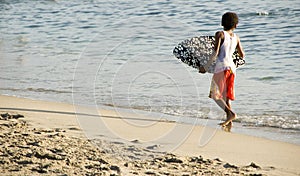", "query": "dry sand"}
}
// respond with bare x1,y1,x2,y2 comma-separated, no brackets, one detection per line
0,95,299,175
